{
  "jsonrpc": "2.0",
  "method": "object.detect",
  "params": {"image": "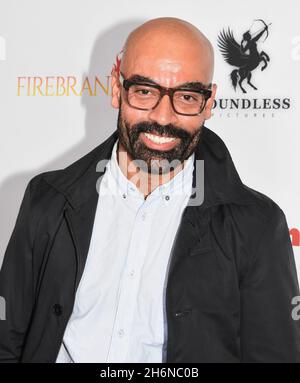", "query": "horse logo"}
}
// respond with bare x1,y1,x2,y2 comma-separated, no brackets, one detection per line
218,19,271,93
